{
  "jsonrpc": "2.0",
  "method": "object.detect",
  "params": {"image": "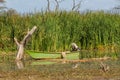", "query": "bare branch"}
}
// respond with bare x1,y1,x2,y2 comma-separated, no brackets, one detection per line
55,0,59,11
55,0,64,11
22,26,37,46
47,0,50,12
14,37,20,47
75,1,82,11
72,0,76,11
72,0,83,11
27,28,29,34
